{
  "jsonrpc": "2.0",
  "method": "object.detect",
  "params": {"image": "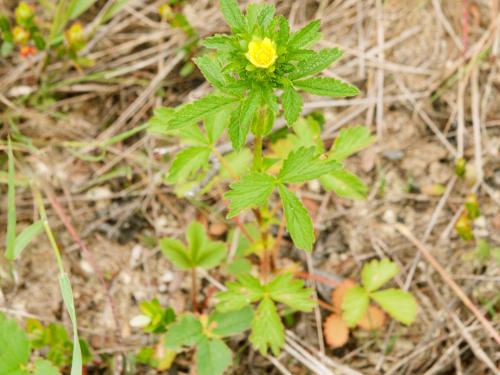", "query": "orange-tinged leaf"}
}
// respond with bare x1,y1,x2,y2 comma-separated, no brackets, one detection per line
323,314,349,348
357,305,386,330
331,279,356,313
